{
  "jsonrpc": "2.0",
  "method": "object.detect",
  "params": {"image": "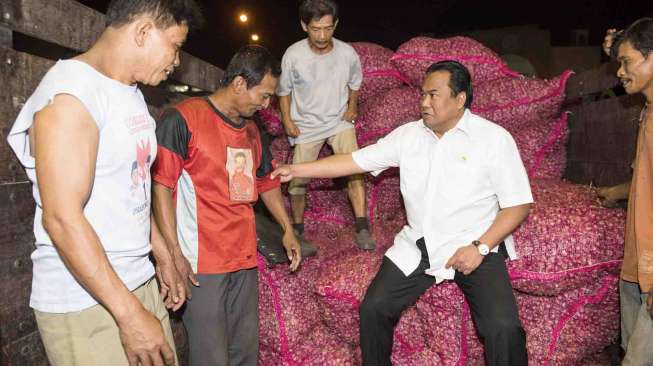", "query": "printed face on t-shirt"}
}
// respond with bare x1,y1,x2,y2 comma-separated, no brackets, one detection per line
226,147,254,201
234,153,246,172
